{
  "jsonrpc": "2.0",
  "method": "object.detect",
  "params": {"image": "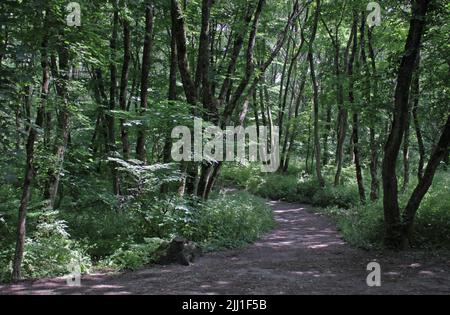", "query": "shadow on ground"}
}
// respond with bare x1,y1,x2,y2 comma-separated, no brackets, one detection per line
1,201,449,295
